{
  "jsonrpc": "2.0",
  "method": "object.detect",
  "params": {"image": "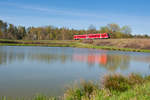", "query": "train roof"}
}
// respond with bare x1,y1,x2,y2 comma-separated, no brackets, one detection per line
74,33,108,36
